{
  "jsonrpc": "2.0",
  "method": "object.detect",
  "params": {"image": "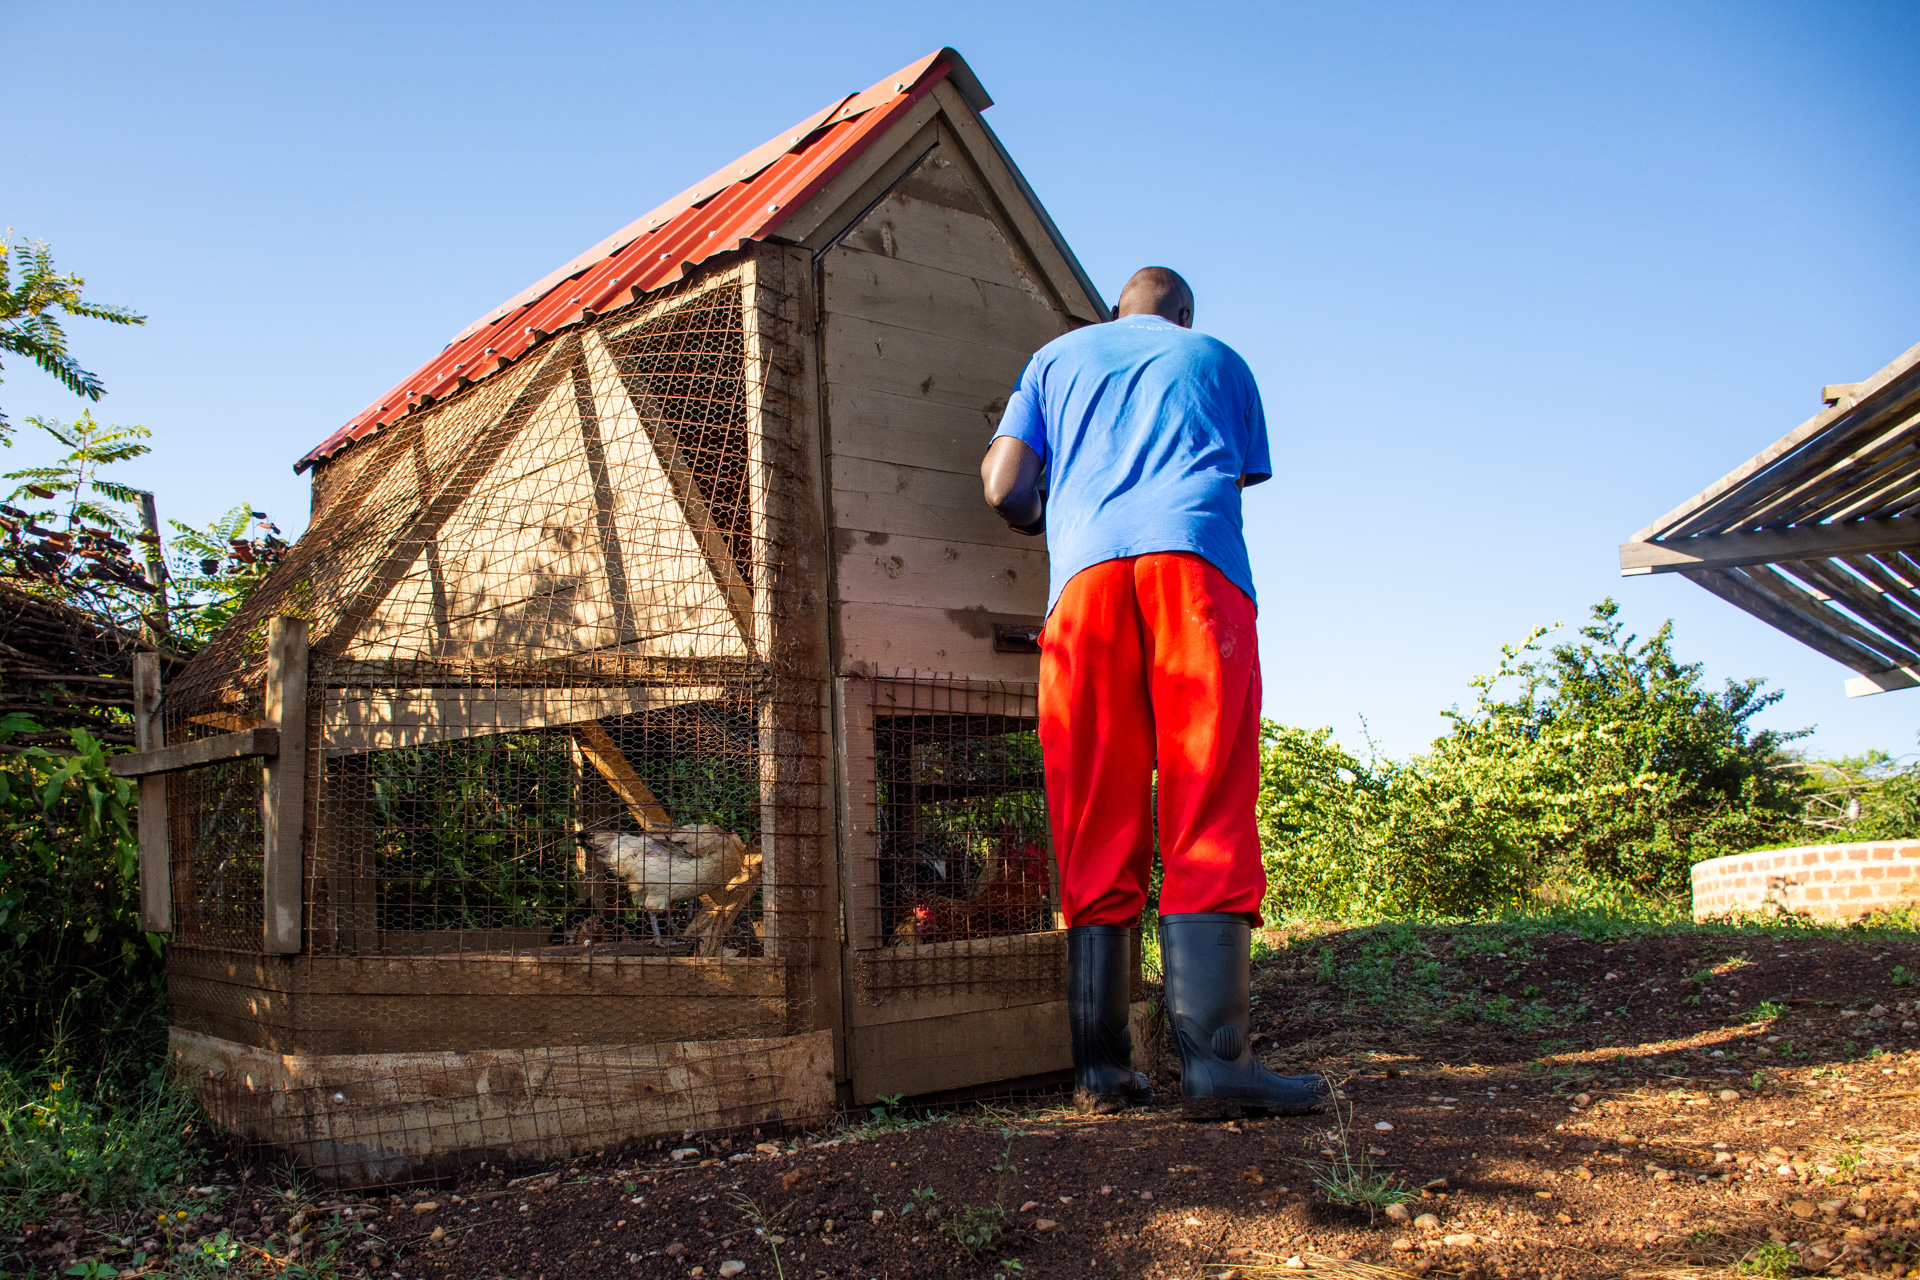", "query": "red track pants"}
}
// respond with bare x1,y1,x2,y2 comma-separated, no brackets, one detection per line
1039,552,1267,927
